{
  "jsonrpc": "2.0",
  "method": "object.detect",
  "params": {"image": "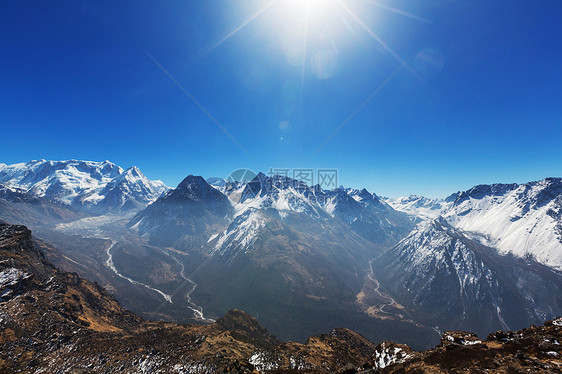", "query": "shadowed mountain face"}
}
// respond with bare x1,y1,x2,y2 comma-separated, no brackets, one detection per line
371,217,562,337
129,175,234,248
